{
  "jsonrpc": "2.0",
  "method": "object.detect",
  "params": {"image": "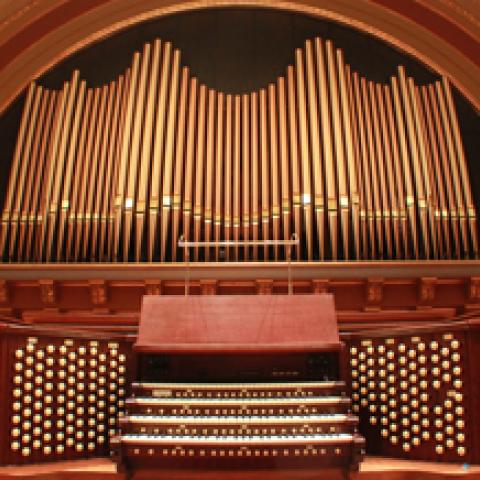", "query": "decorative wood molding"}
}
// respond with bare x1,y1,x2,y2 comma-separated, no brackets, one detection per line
466,276,480,311
0,271,475,319
144,280,162,296
0,280,12,315
418,276,437,308
311,279,329,294
0,280,8,304
256,279,273,295
200,279,217,295
365,277,384,311
38,279,57,311
89,279,108,312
